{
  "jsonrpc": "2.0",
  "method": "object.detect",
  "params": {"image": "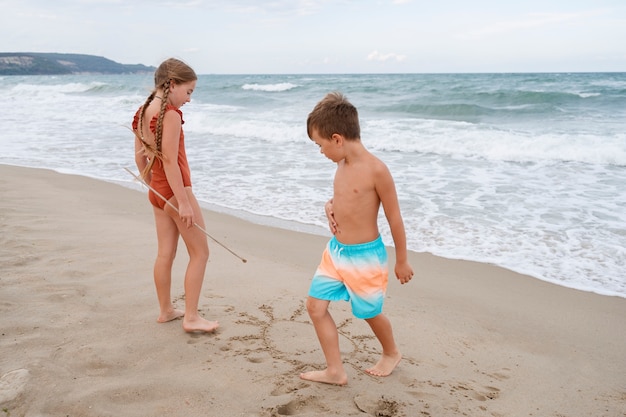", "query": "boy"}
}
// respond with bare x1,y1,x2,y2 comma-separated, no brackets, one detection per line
300,92,414,386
